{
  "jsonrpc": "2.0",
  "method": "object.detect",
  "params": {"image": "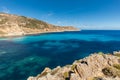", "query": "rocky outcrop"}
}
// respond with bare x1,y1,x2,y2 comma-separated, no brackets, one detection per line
0,13,79,37
28,52,120,80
